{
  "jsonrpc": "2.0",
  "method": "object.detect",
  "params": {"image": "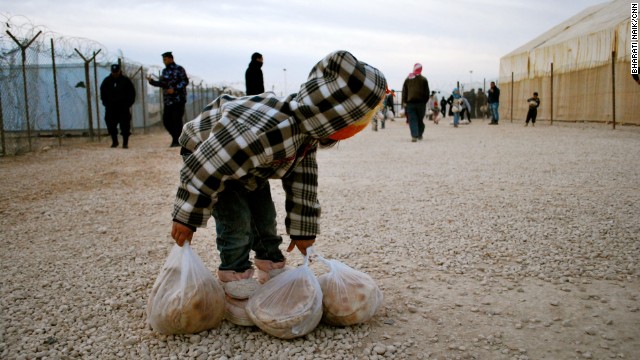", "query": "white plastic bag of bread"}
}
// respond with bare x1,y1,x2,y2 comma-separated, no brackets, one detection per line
246,251,322,339
316,255,383,326
147,242,225,334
